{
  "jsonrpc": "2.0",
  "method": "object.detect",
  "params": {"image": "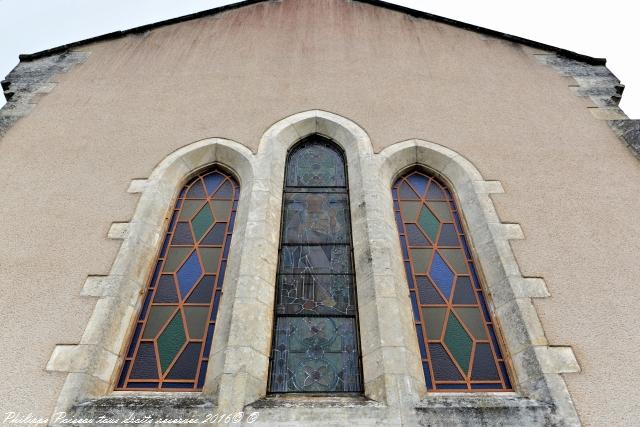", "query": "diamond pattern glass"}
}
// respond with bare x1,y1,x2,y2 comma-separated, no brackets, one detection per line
269,137,362,393
117,169,239,391
393,170,512,391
